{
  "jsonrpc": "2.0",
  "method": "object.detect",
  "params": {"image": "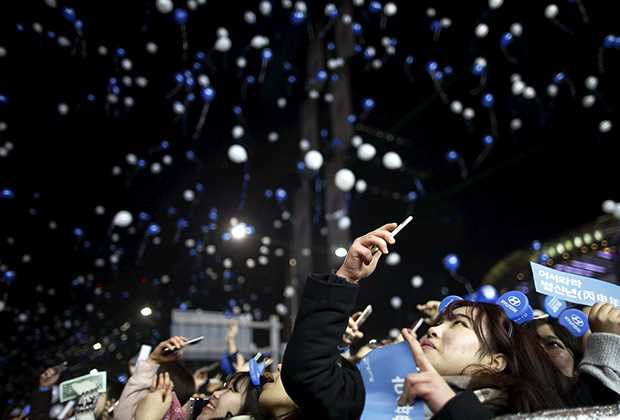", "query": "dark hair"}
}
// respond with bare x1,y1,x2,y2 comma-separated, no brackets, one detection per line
157,362,196,405
439,301,576,414
529,317,584,371
209,372,265,420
